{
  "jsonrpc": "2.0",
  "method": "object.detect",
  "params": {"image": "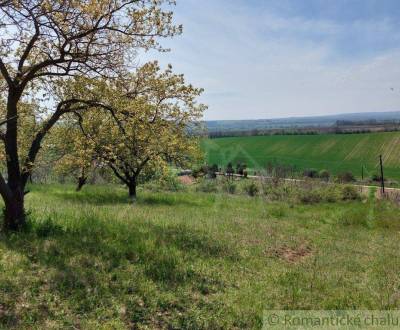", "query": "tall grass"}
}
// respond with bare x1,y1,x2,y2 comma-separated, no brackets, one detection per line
0,184,399,329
